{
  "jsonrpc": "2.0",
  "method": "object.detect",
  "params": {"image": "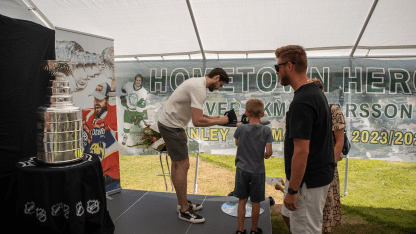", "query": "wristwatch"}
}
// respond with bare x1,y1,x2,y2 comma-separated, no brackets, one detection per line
288,188,298,195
